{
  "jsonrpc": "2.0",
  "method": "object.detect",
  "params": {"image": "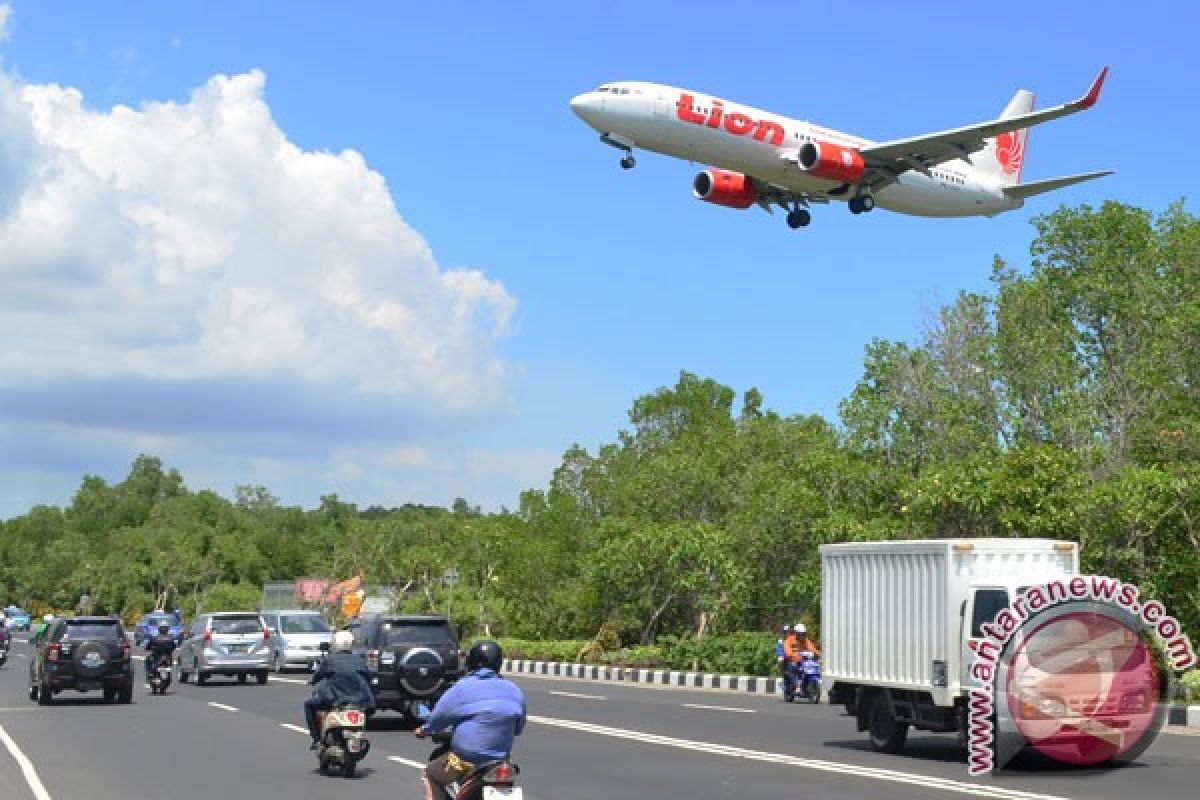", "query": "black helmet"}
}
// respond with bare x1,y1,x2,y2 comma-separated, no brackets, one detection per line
465,640,503,672
158,624,170,635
